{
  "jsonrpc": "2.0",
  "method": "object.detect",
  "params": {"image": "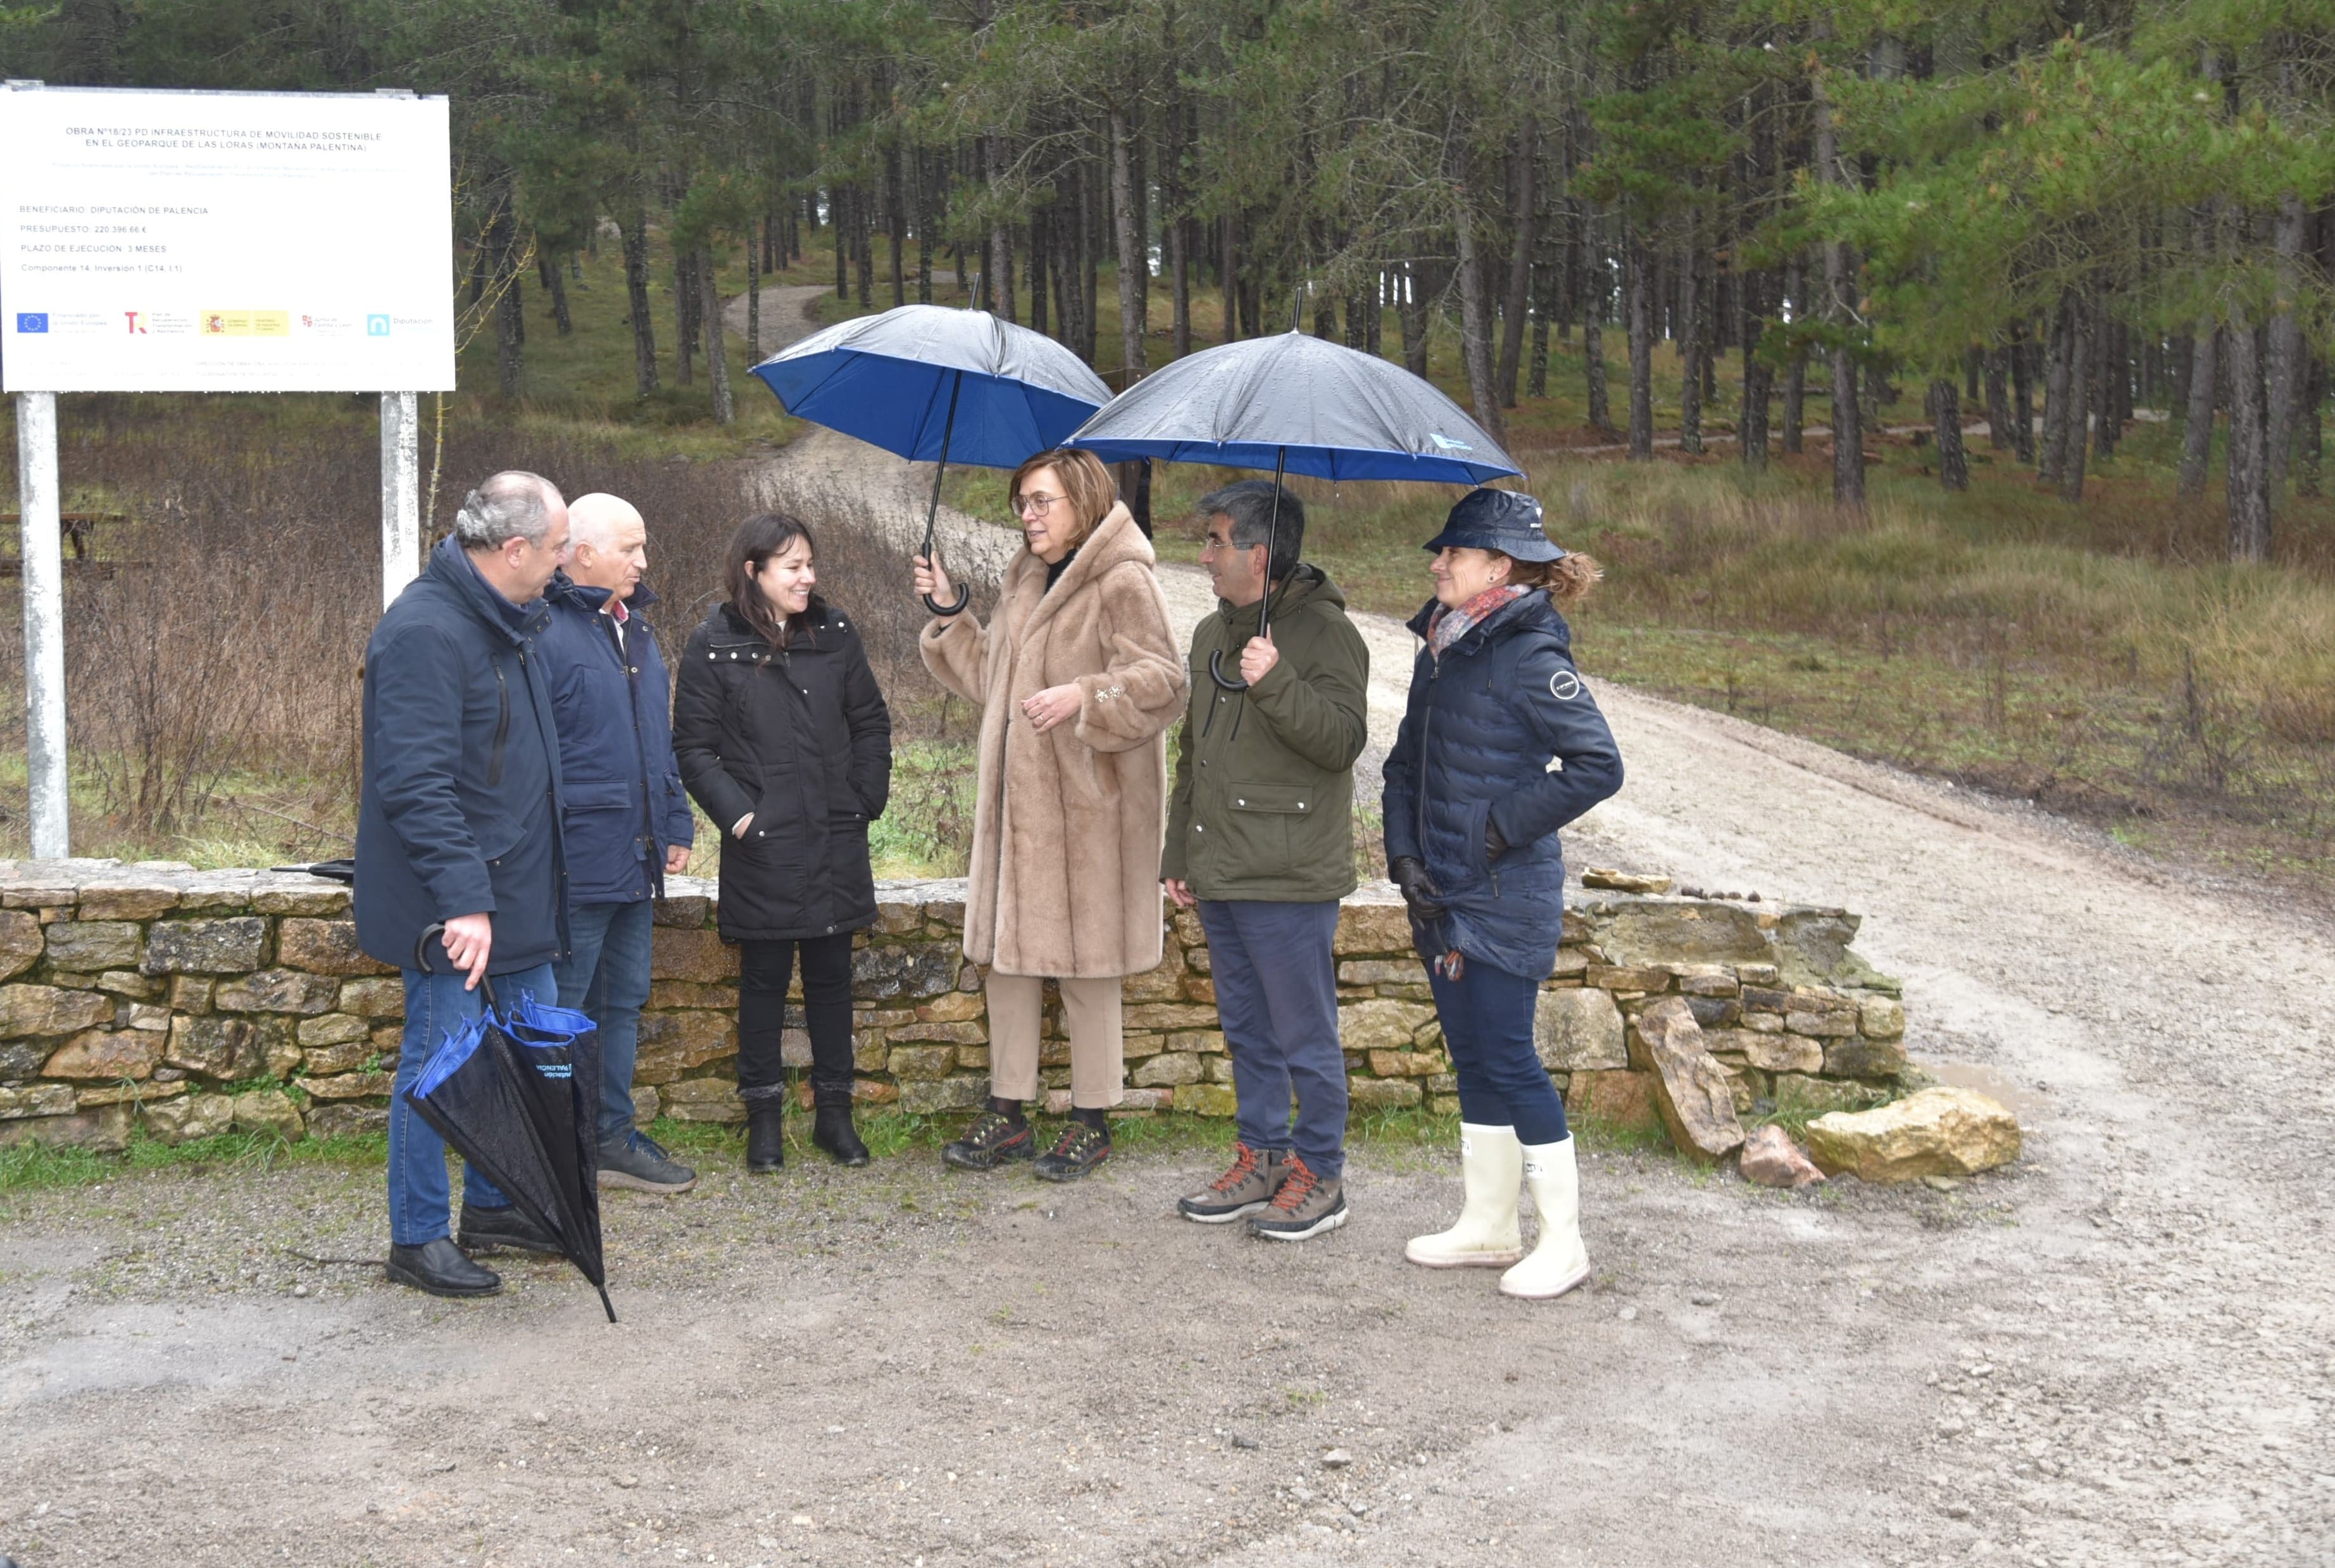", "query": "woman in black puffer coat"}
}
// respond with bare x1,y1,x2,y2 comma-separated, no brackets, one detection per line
672,513,892,1171
1382,489,1622,1301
